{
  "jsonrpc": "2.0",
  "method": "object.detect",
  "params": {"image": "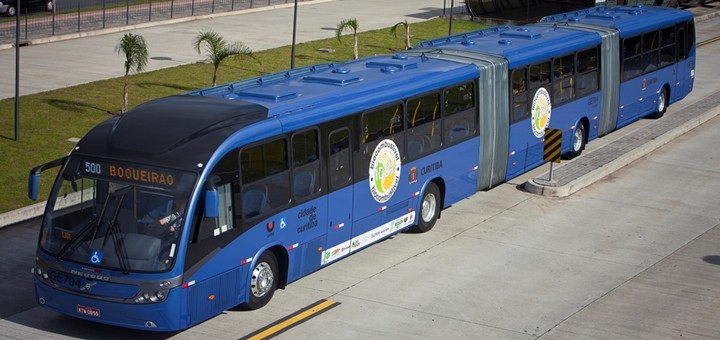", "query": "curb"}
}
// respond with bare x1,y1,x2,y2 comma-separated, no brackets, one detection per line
525,102,720,197
0,201,46,228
